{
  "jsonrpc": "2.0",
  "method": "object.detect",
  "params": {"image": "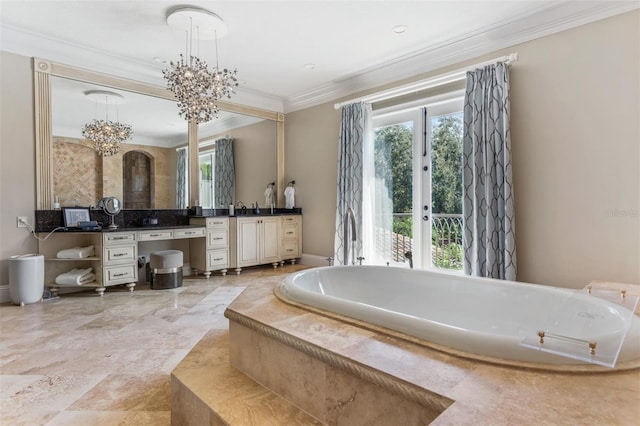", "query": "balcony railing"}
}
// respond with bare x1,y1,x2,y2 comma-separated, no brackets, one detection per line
374,213,463,270
431,214,463,270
